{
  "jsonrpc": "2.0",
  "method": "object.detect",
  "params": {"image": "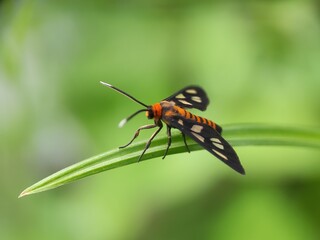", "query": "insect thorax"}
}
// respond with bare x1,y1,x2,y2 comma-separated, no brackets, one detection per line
160,100,176,109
